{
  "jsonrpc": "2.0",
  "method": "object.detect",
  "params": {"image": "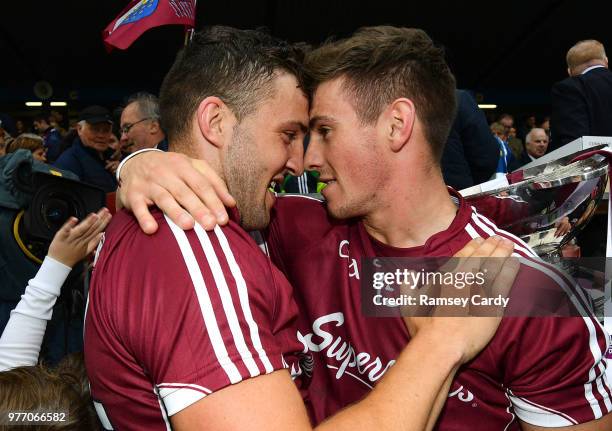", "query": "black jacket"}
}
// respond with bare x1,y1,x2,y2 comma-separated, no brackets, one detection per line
441,90,499,190
550,67,612,151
